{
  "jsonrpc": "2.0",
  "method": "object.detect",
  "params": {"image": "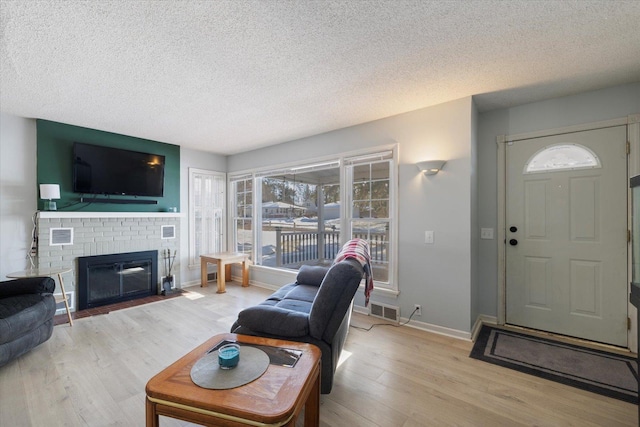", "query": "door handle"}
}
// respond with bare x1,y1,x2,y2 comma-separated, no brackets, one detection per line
509,239,518,246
